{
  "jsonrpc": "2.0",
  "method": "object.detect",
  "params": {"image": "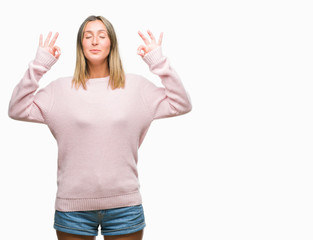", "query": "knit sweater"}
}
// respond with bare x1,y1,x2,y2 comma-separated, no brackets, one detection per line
8,46,192,212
